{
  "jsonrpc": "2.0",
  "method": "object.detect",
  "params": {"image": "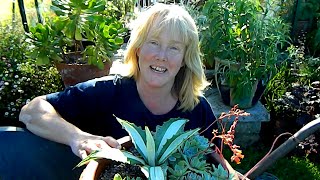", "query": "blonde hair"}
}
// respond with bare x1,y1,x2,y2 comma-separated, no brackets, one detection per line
123,3,210,112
